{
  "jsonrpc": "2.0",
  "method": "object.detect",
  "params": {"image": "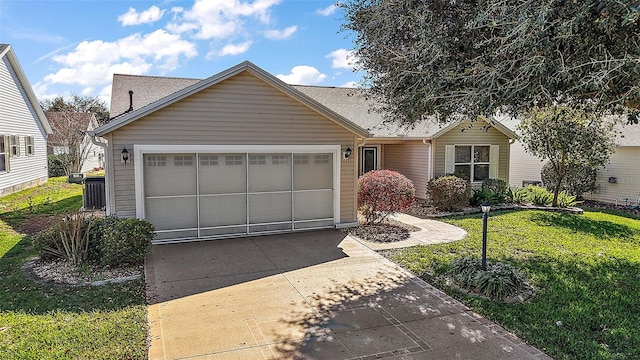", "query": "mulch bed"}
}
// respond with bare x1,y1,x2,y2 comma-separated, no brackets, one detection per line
343,219,420,243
